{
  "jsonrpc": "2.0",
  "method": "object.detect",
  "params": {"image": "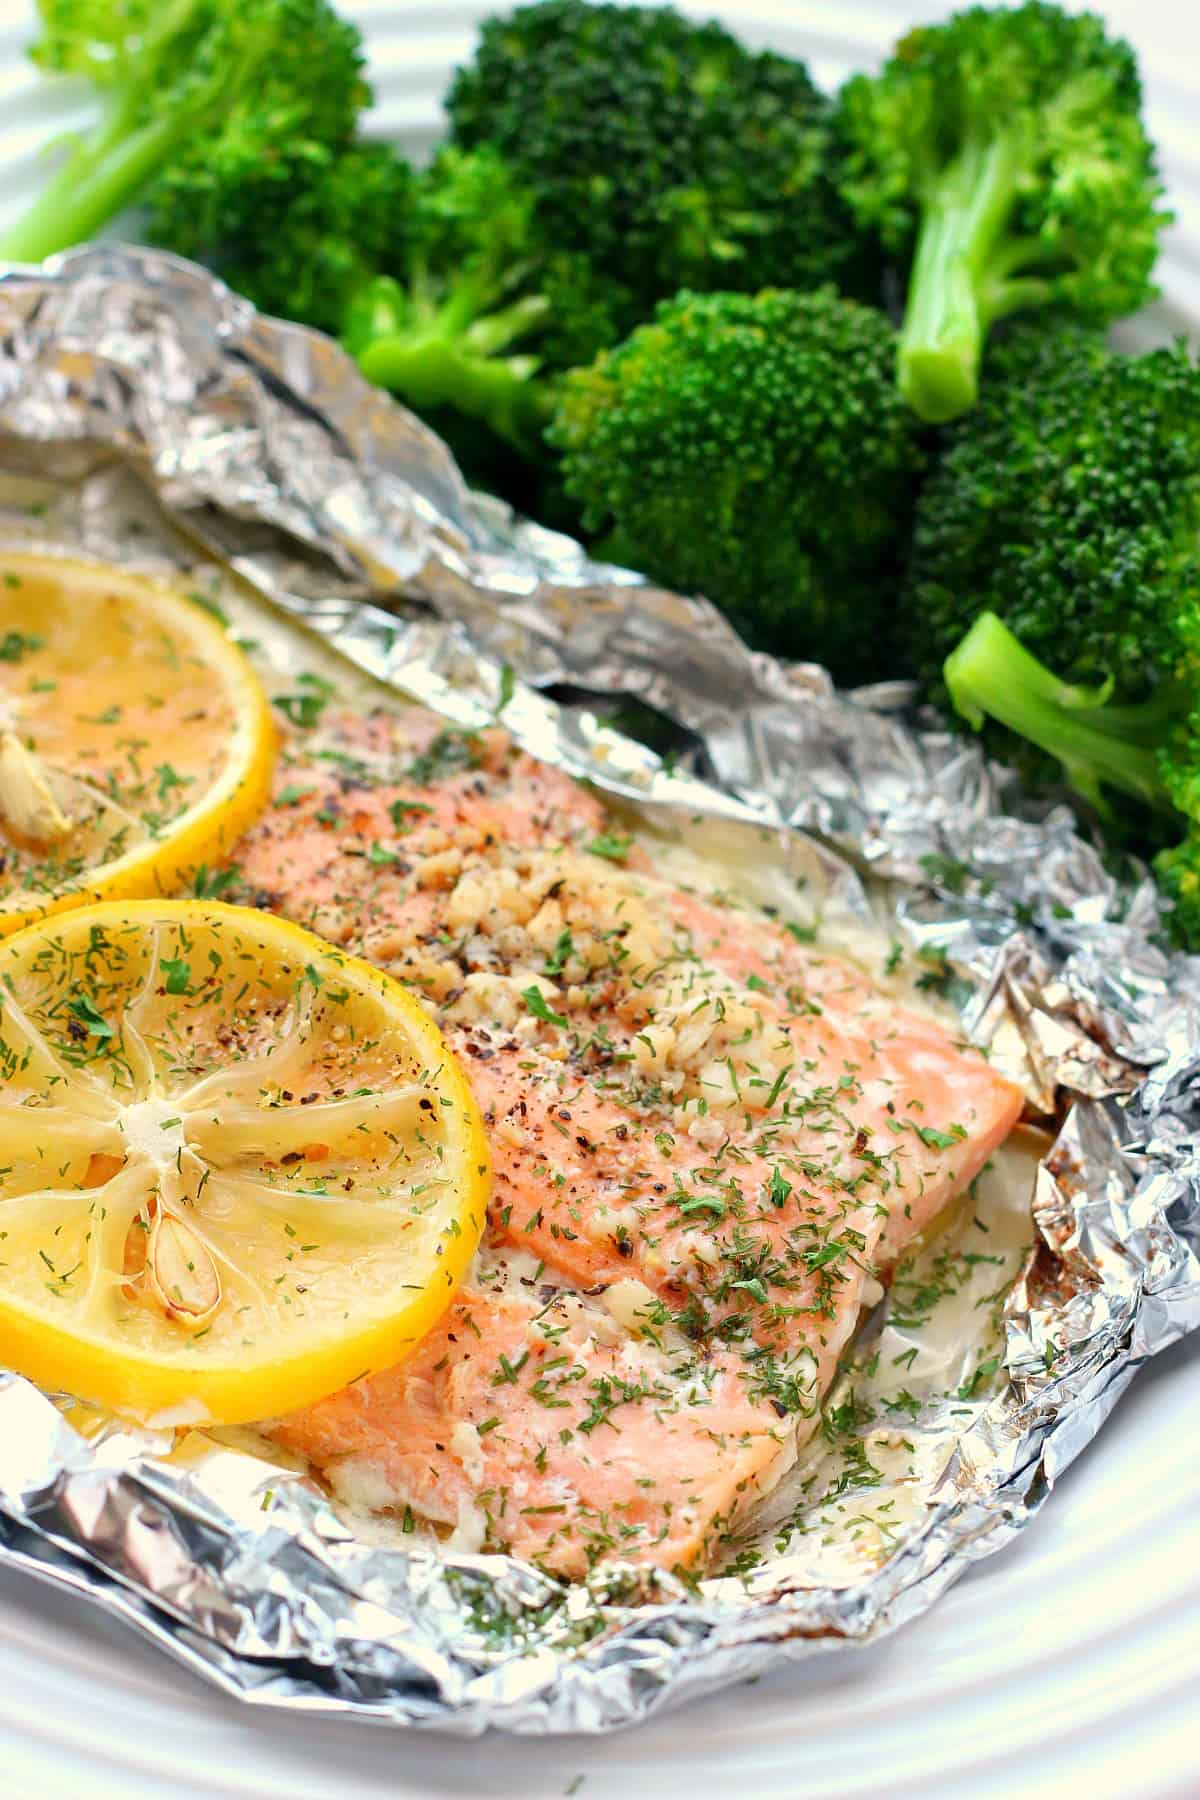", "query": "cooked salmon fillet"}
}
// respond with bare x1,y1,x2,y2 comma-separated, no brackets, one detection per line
242,706,1022,1576
275,1259,791,1574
